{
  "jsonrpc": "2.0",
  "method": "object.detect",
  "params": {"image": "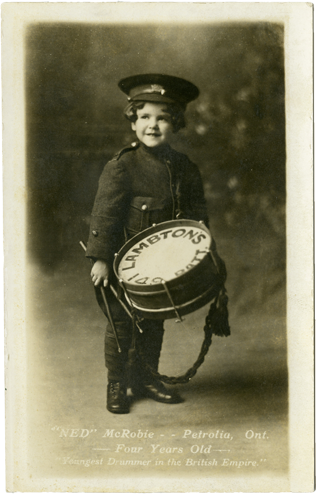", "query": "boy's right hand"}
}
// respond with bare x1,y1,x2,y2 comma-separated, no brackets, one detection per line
91,260,110,287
